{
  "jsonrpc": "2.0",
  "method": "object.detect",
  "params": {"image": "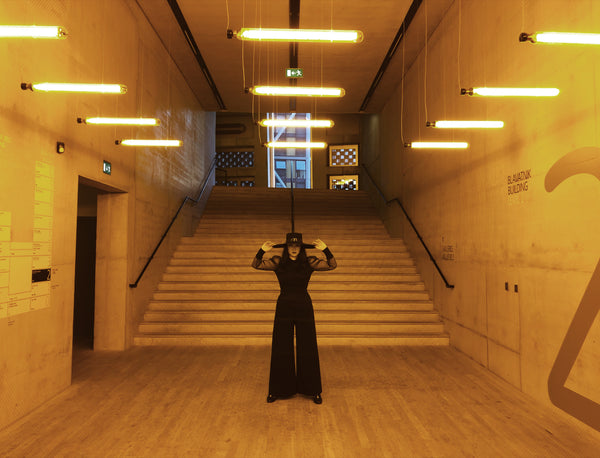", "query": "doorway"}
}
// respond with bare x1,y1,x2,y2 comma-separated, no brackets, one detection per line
73,177,129,355
73,184,98,349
